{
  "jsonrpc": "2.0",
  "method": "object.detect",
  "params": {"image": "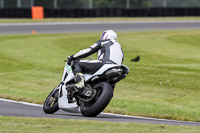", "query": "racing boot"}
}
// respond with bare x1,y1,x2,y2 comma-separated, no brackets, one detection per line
75,73,85,91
